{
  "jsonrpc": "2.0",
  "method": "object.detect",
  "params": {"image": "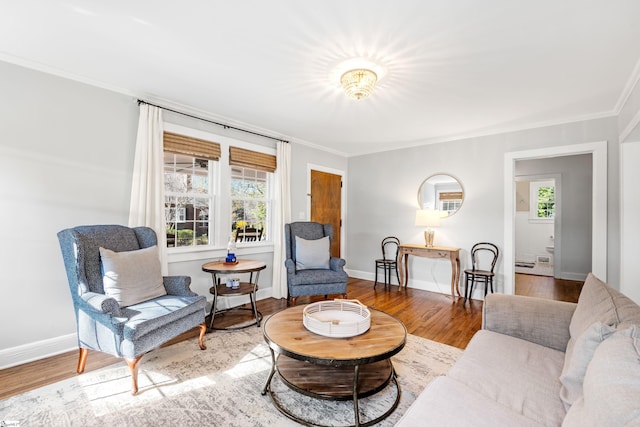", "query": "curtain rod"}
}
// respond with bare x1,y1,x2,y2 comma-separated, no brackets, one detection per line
137,99,289,144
